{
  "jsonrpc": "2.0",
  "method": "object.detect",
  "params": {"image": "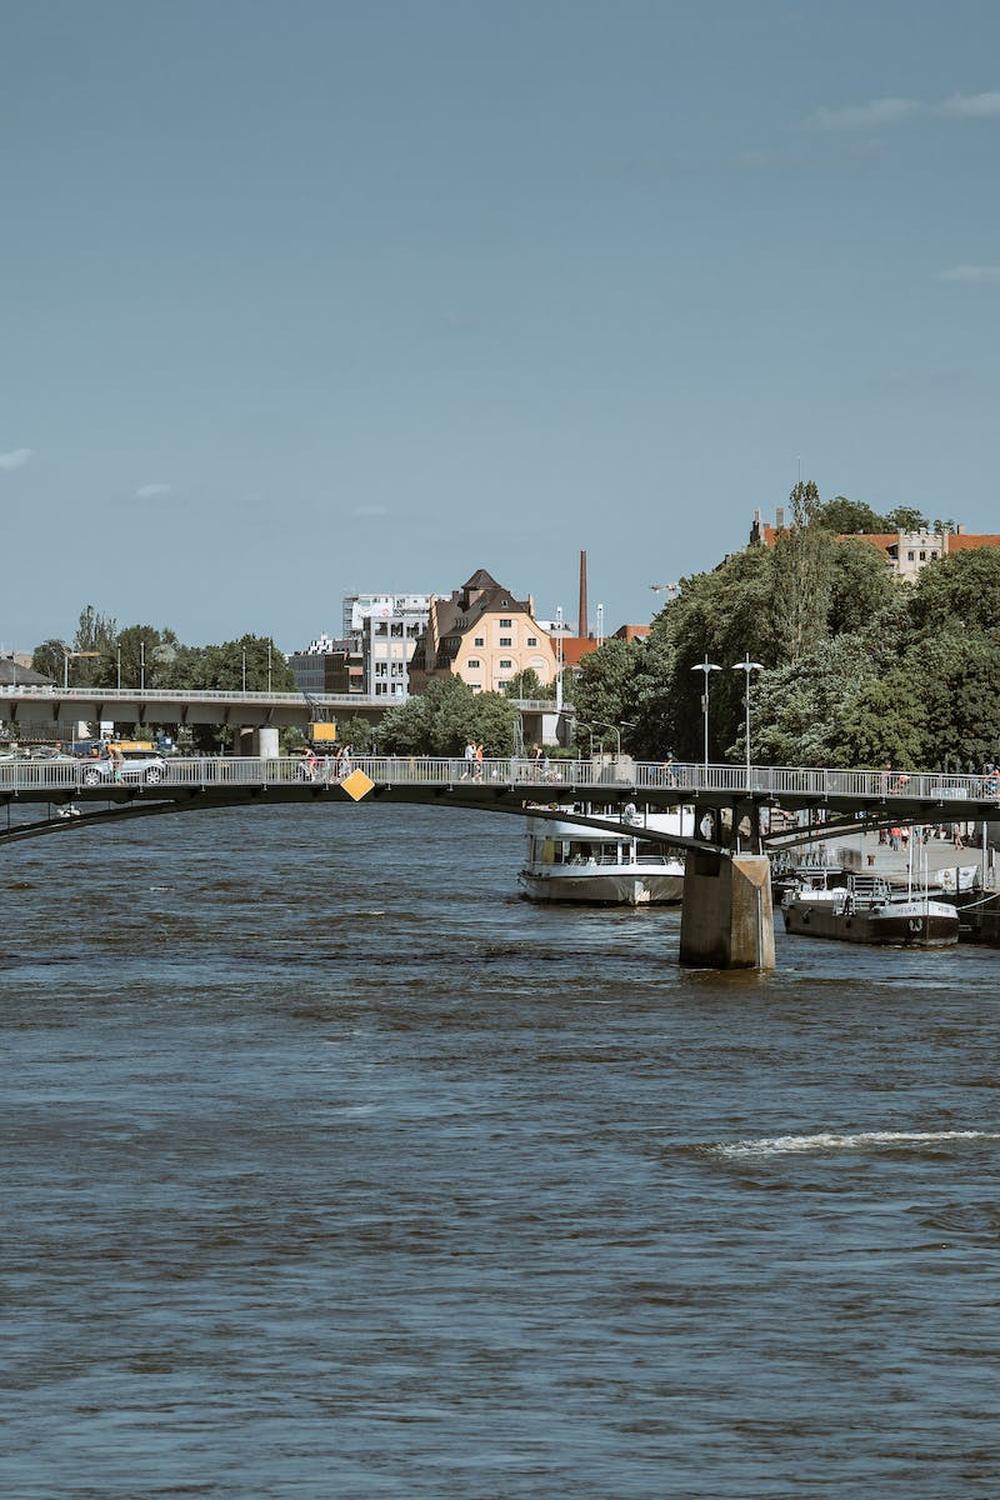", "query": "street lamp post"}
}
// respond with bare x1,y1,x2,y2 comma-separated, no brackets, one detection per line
593,719,621,756
554,606,564,711
242,647,248,693
63,648,100,691
732,653,764,790
267,642,272,694
690,656,721,772
579,718,635,759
